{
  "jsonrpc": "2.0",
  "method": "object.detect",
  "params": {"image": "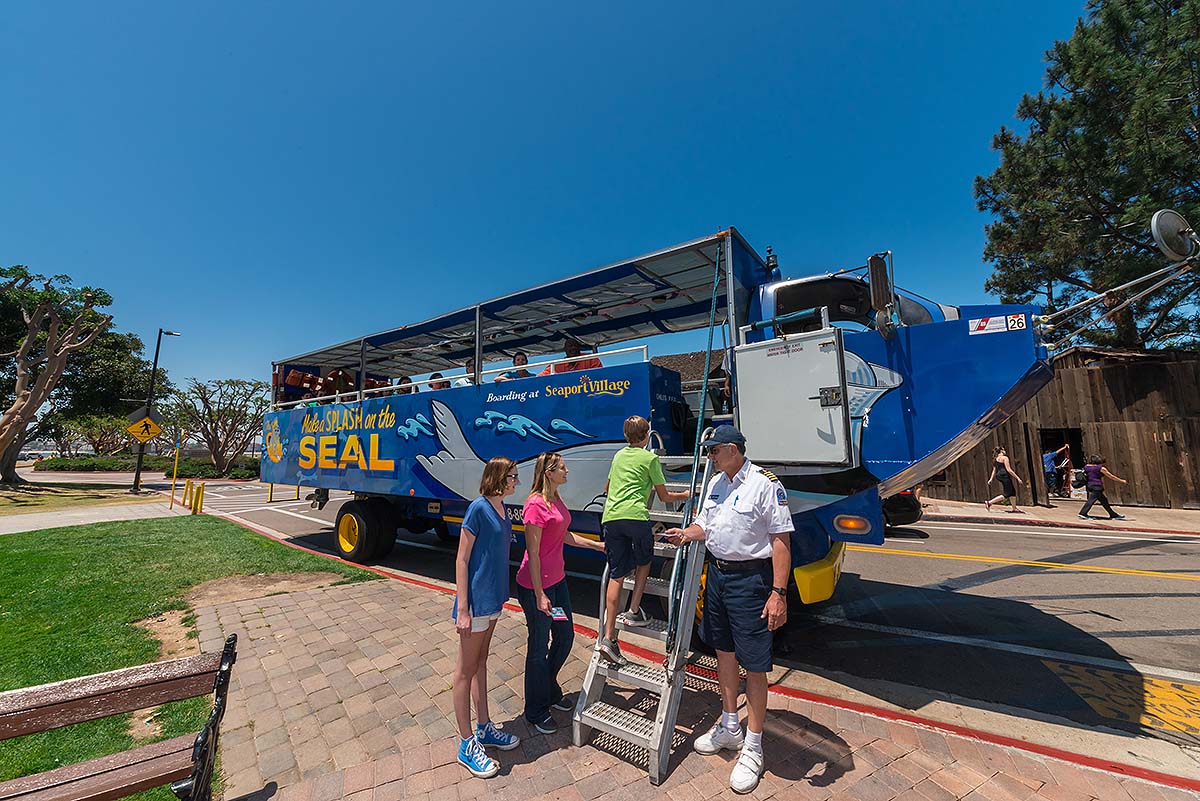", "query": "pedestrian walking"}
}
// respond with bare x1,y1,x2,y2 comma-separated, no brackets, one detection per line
516,452,605,734
985,446,1024,513
597,416,691,666
1078,454,1128,520
452,456,522,778
1042,443,1069,499
664,425,793,794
